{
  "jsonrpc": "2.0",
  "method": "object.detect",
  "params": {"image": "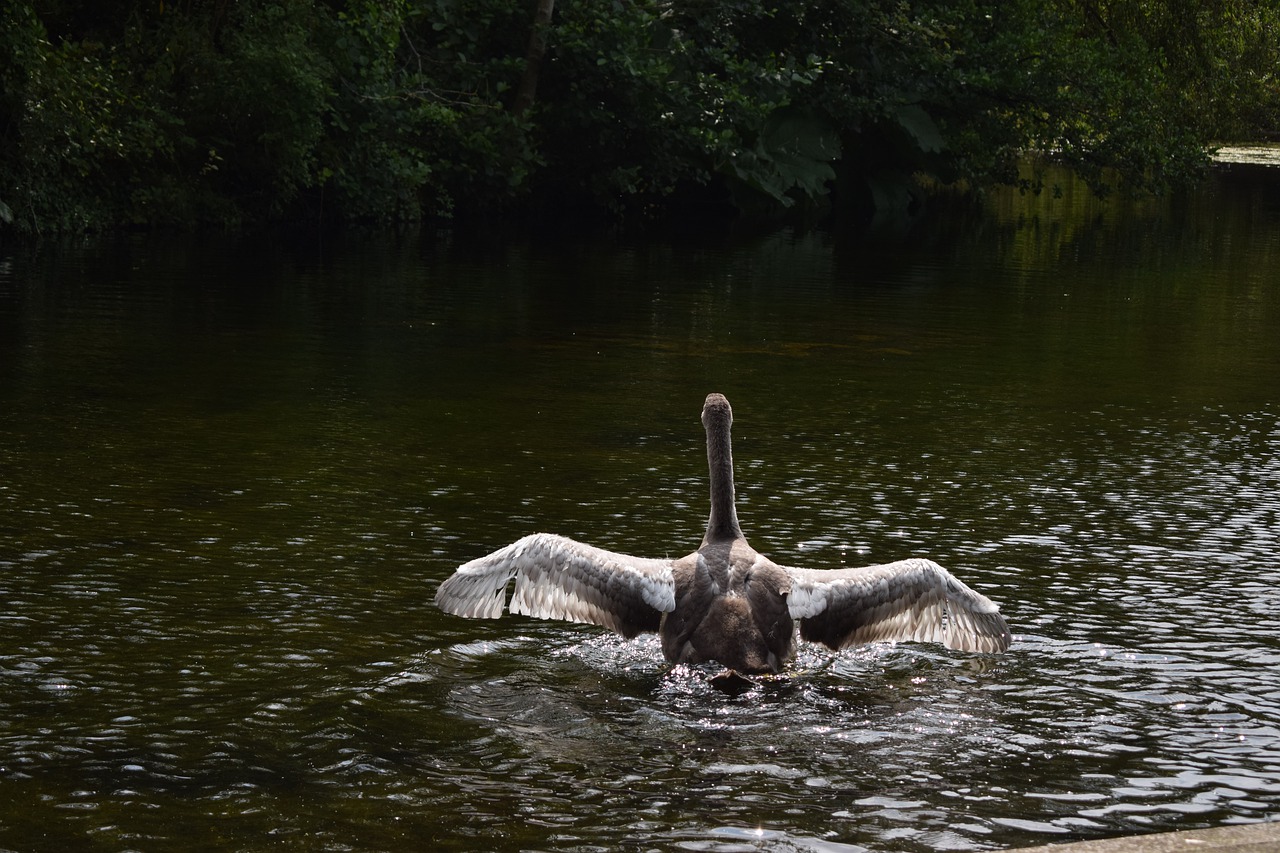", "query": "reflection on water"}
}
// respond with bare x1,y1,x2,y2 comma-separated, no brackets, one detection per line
1,171,1279,850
